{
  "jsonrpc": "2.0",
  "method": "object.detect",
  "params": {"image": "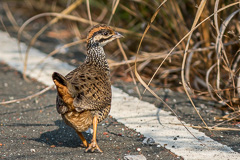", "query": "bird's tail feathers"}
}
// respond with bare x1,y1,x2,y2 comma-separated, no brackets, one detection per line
52,72,68,86
52,72,74,105
52,72,78,97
